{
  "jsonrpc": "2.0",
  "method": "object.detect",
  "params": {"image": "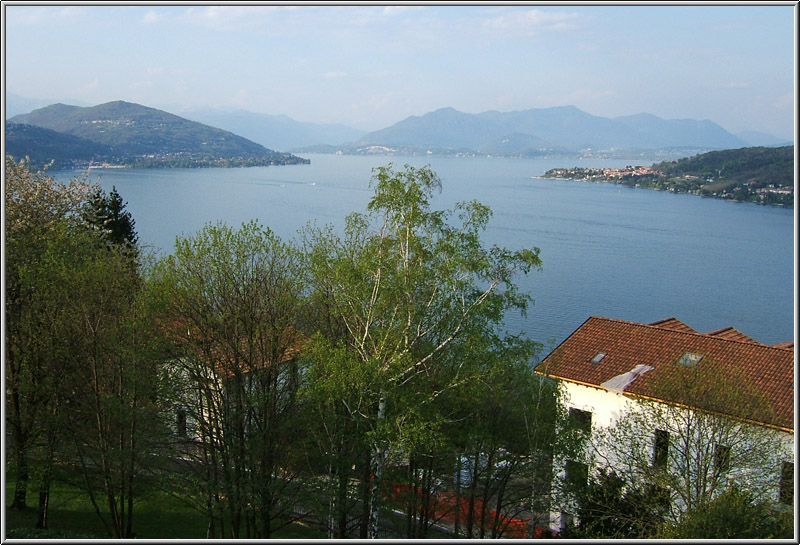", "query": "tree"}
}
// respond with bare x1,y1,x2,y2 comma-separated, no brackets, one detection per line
300,340,383,538
567,467,668,538
660,484,794,539
588,361,790,529
301,164,541,538
82,185,138,247
56,240,168,538
4,157,96,514
5,157,162,536
151,220,307,538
